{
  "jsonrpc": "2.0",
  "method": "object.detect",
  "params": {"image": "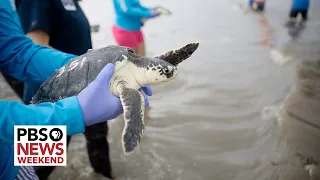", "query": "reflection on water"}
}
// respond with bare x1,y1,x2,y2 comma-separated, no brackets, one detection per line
287,24,306,40
0,0,319,179
258,17,273,48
